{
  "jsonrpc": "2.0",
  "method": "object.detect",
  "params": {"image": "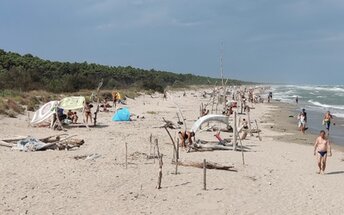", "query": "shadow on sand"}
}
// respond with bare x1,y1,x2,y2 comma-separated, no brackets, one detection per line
326,171,344,175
